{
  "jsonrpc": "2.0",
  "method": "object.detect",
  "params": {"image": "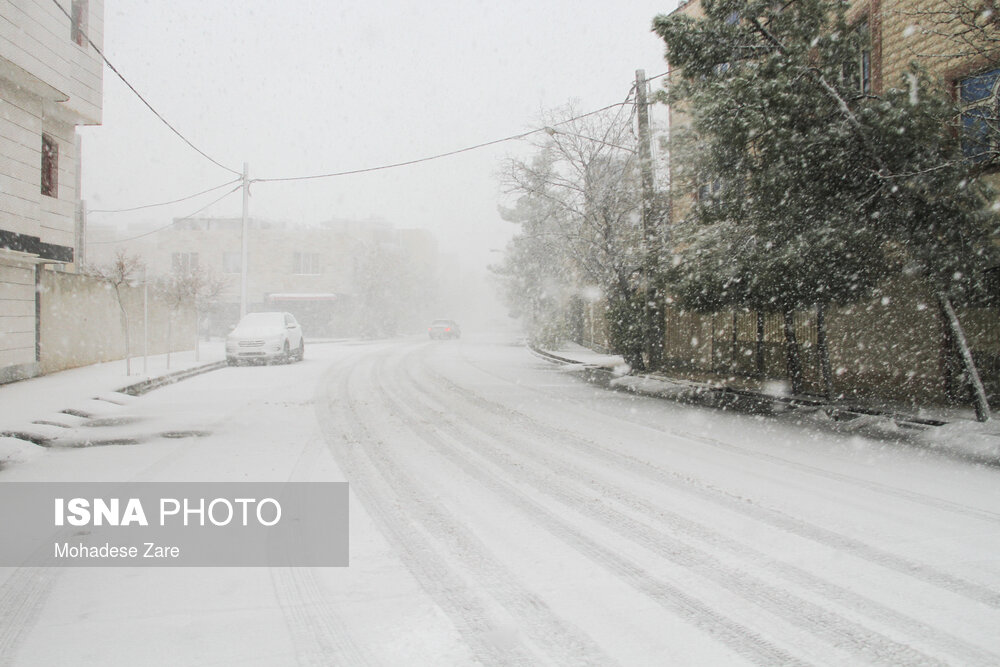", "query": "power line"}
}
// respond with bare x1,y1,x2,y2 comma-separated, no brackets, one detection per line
87,178,242,214
253,100,635,184
49,0,242,177
89,184,243,245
